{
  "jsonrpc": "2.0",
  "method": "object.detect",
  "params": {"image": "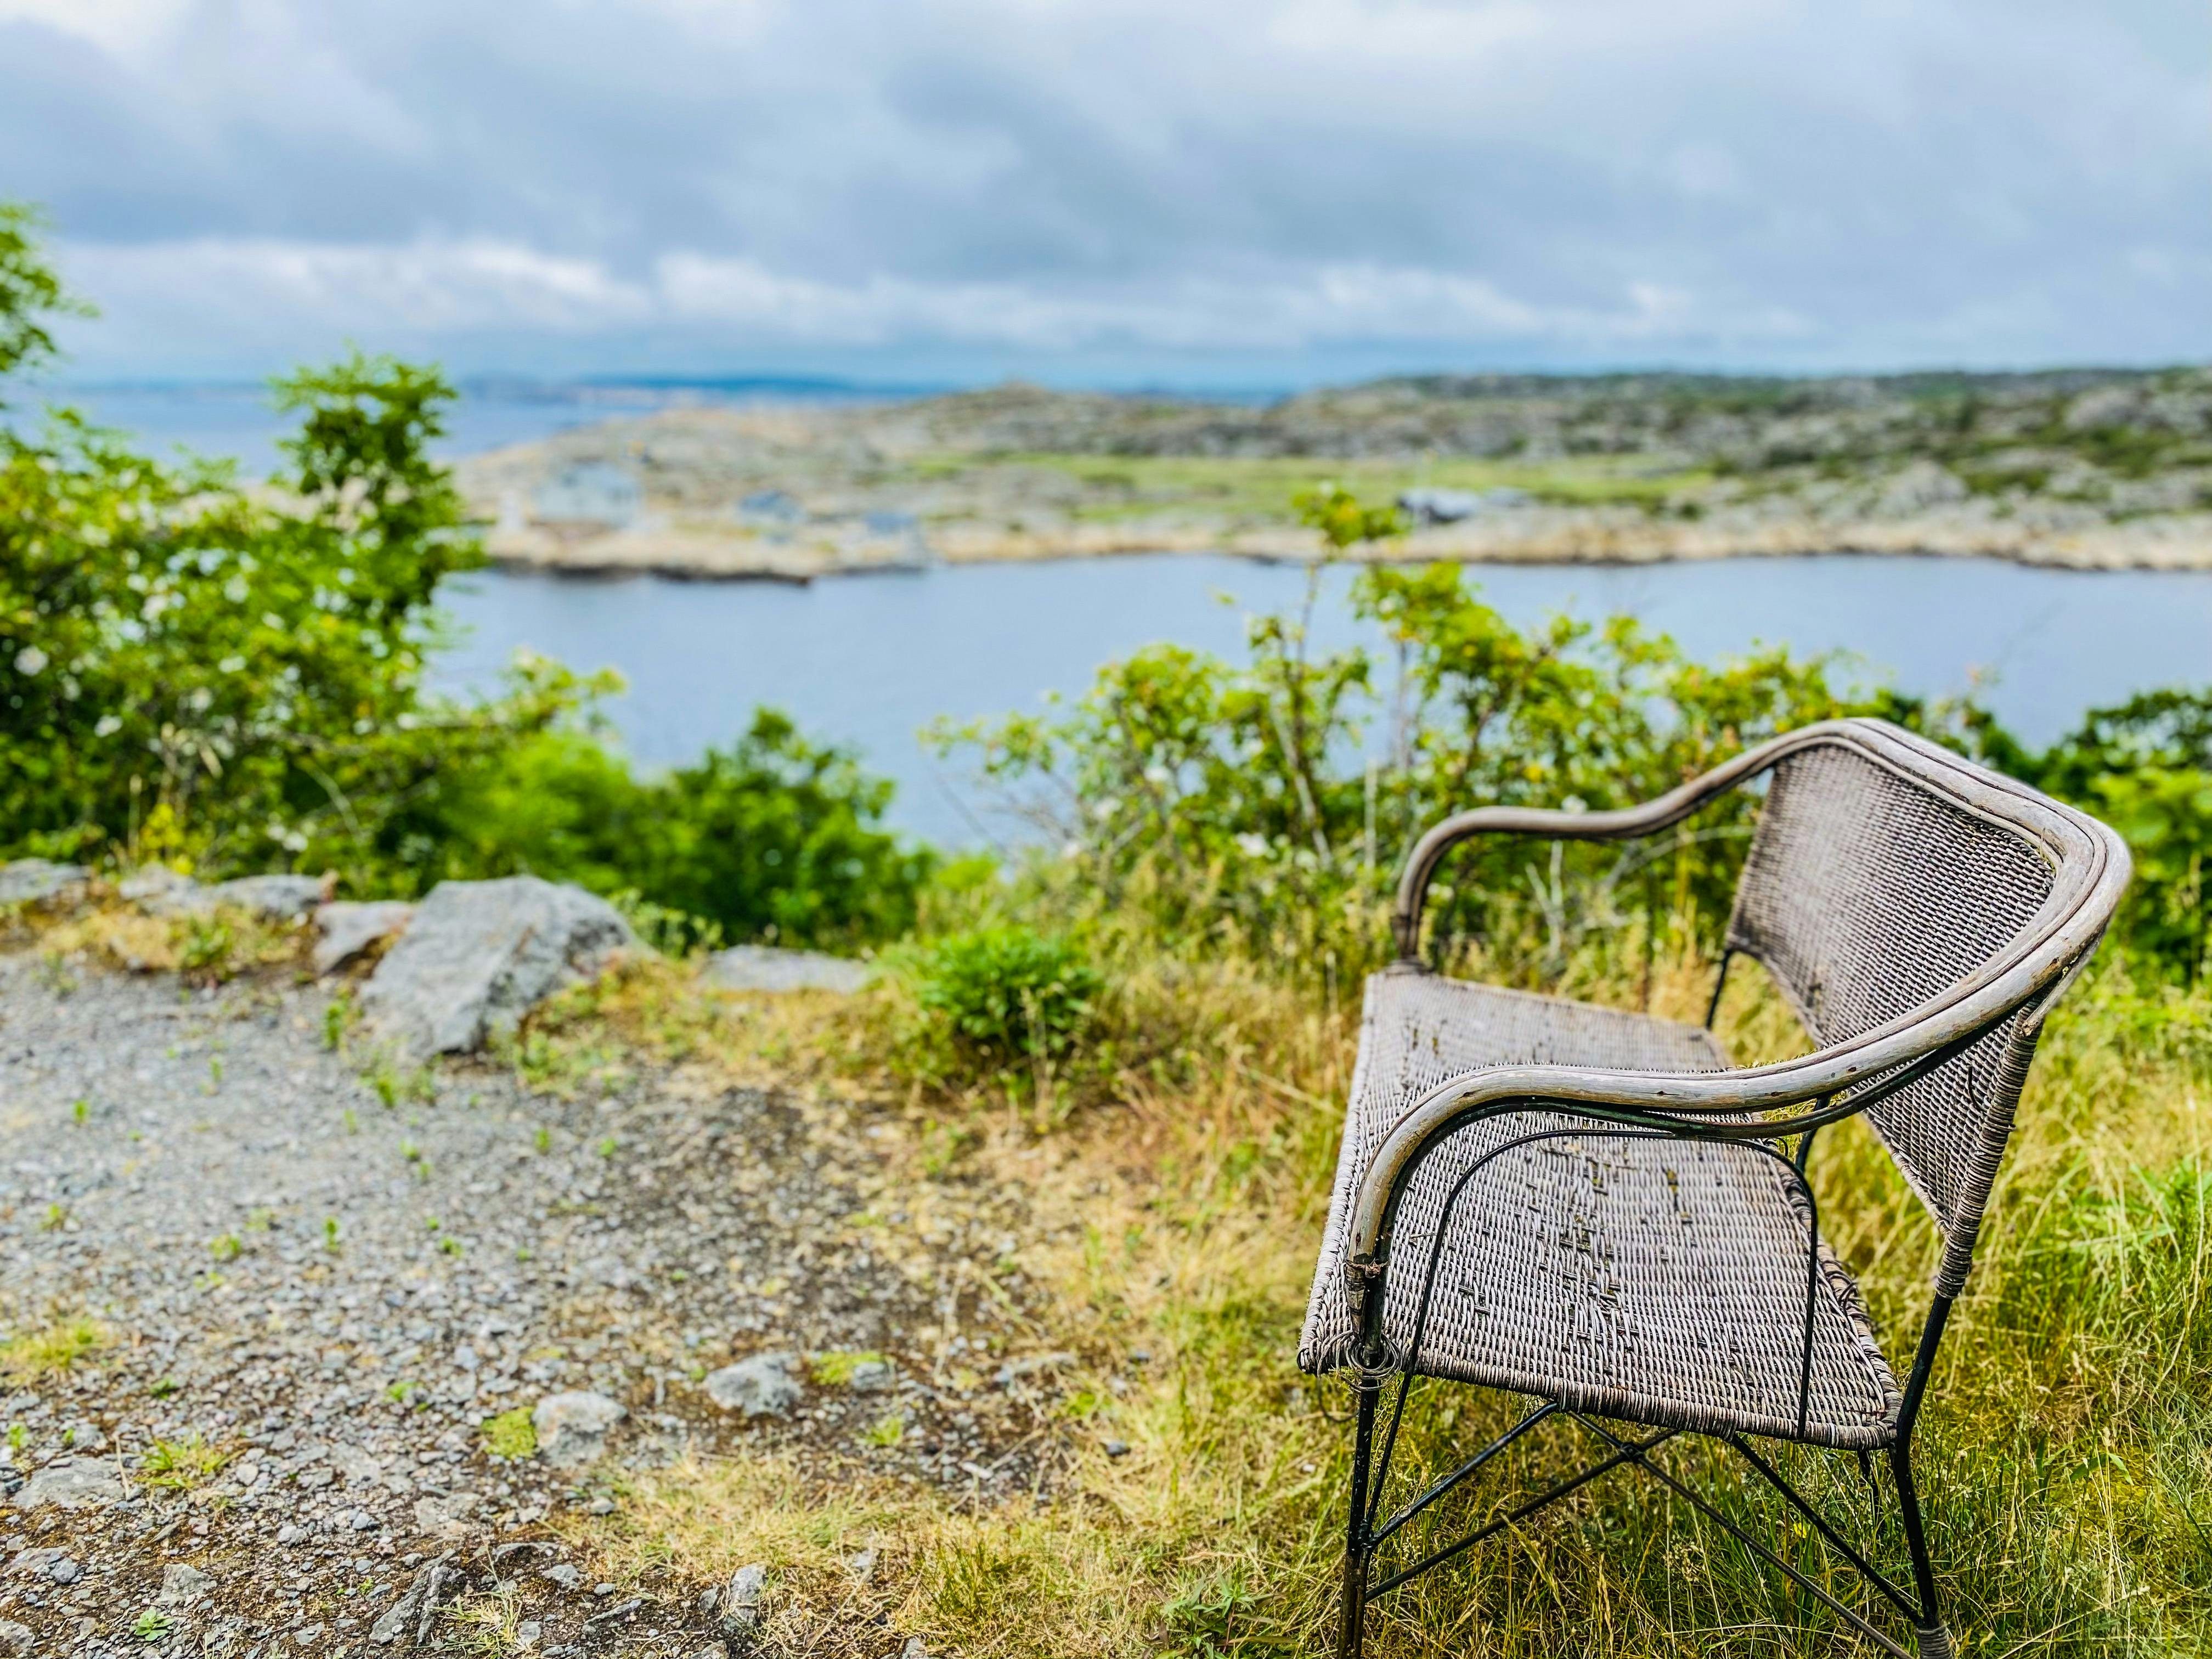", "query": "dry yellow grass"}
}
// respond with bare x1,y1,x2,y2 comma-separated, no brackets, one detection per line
541,936,2212,1657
